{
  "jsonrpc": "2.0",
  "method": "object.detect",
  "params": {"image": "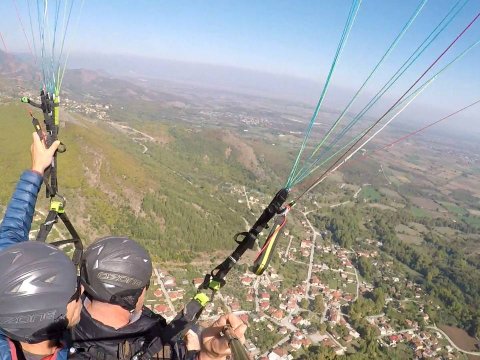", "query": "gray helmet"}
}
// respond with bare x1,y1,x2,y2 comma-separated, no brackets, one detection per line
0,242,78,343
80,236,152,311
